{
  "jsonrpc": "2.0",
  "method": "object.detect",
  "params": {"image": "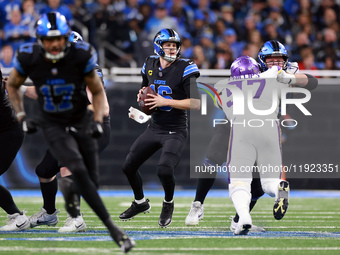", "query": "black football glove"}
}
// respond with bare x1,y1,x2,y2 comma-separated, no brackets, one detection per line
89,121,103,138
21,117,38,134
